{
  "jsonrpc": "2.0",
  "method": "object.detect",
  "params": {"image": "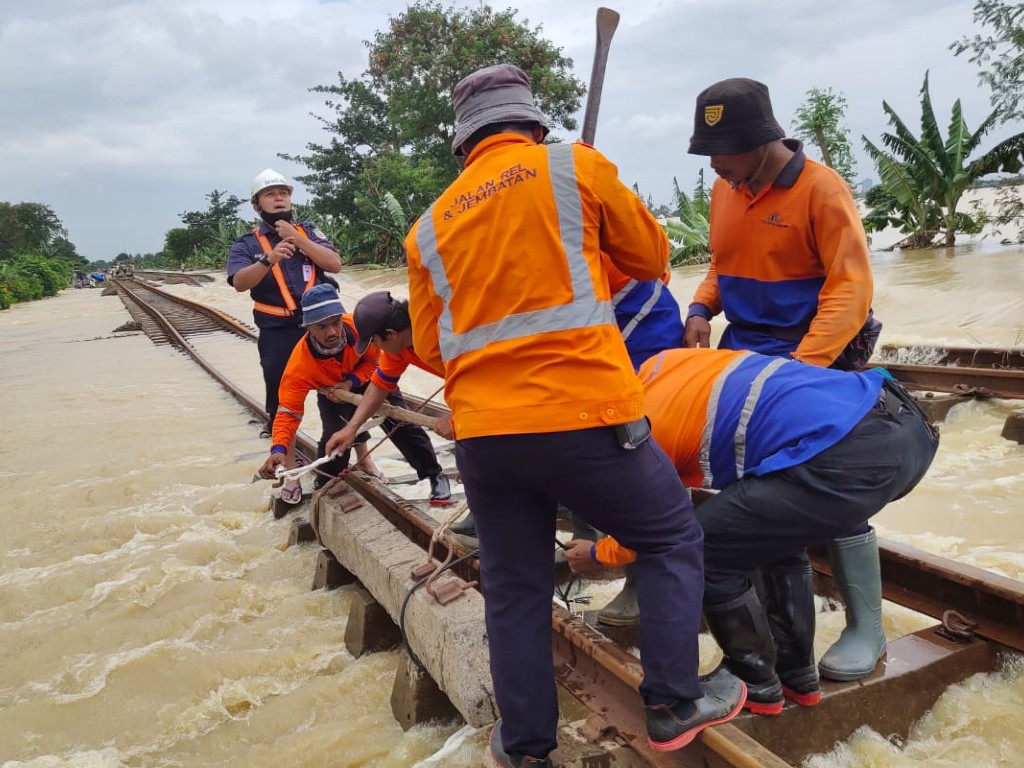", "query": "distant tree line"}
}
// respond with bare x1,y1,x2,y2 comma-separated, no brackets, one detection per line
0,202,87,309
